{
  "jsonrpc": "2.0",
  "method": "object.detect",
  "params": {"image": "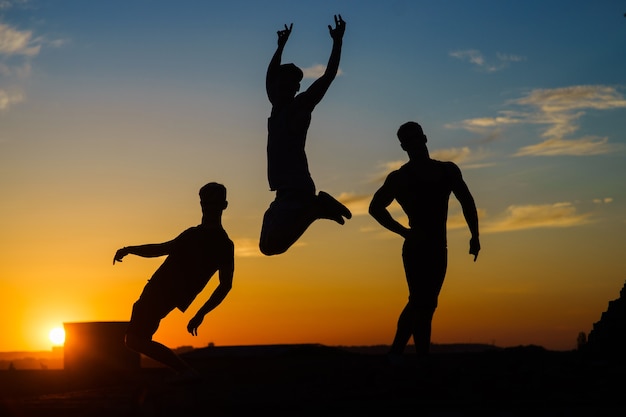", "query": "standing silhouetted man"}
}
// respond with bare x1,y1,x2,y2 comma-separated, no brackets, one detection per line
113,182,234,380
369,122,480,361
259,15,351,256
